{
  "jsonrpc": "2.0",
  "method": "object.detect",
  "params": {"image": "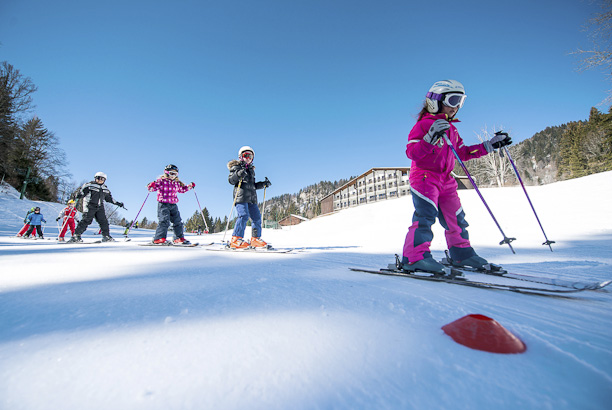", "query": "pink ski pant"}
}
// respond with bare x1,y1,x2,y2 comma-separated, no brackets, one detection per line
403,176,471,262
